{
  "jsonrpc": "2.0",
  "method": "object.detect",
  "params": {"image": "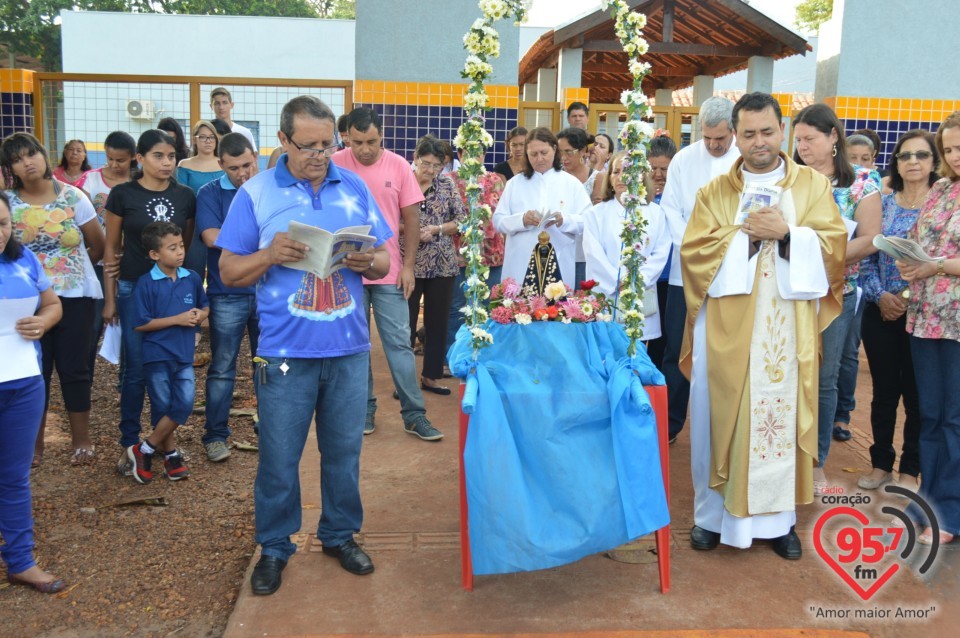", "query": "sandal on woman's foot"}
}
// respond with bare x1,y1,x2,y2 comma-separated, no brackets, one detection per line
70,447,96,466
7,572,67,594
918,528,955,545
31,453,42,469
